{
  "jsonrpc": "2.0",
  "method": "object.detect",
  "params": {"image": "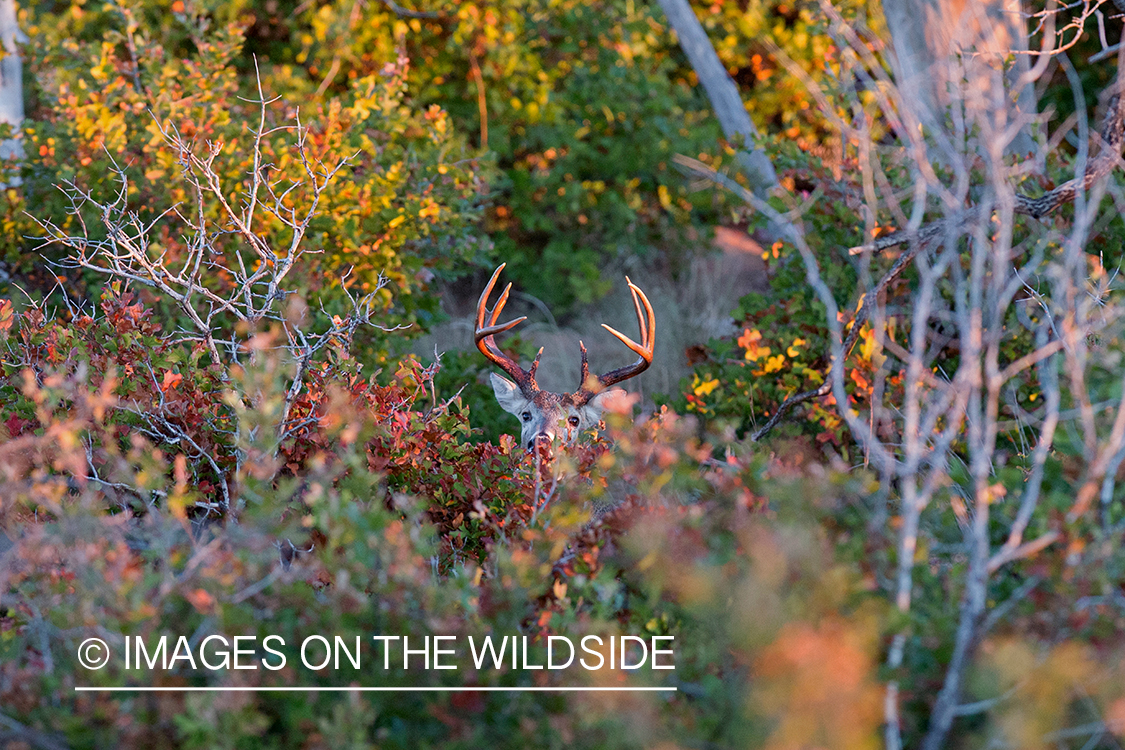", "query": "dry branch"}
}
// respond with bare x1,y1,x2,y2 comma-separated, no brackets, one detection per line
679,16,1125,746
701,88,1125,441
